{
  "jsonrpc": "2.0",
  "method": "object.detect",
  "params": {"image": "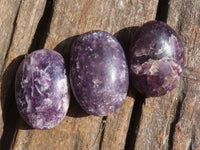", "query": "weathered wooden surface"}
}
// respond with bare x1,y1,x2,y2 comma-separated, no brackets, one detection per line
167,0,200,149
0,0,200,150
